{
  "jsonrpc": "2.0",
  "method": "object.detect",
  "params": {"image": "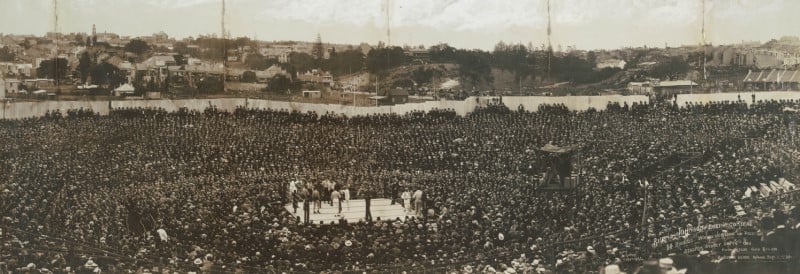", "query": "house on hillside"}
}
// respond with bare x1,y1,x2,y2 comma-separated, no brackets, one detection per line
743,69,800,91
404,48,430,63
256,65,290,82
2,79,22,94
297,69,333,87
302,90,321,99
596,59,626,70
376,88,409,105
627,81,654,94
142,55,176,67
226,68,246,81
